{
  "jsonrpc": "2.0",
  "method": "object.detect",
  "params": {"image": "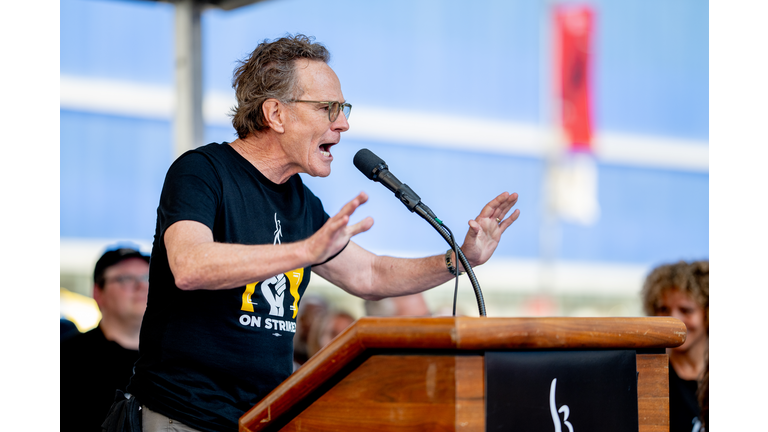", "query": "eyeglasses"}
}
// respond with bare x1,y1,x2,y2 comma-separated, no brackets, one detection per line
289,100,352,122
105,274,149,288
